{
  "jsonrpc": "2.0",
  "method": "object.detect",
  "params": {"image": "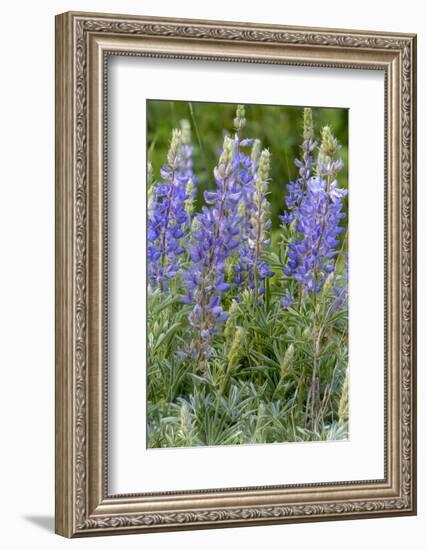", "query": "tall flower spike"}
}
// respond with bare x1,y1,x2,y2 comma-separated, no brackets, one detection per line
178,119,197,182
178,119,198,225
303,107,314,142
184,178,196,218
182,134,241,371
282,121,347,293
230,113,263,289
234,104,246,134
299,108,317,186
280,107,317,225
317,125,343,179
147,129,189,288
233,105,255,207
251,139,261,175
283,176,347,293
281,343,295,379
249,149,274,297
